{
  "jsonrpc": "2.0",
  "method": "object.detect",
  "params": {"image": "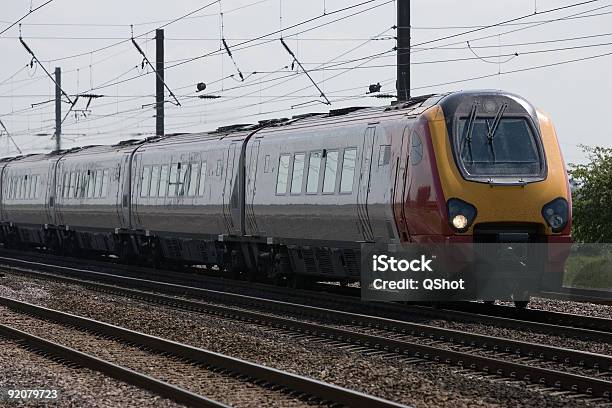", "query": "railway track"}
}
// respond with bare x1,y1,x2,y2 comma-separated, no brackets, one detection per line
0,249,609,338
1,255,611,402
539,287,612,305
0,296,403,408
